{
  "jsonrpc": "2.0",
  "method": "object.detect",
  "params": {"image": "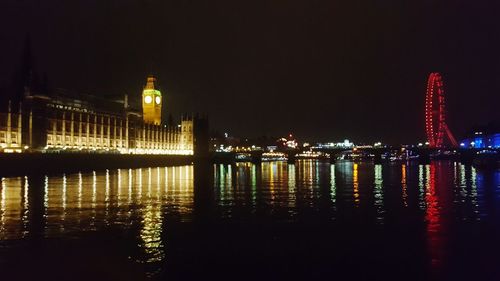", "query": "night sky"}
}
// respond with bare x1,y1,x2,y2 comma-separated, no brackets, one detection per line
1,0,499,144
